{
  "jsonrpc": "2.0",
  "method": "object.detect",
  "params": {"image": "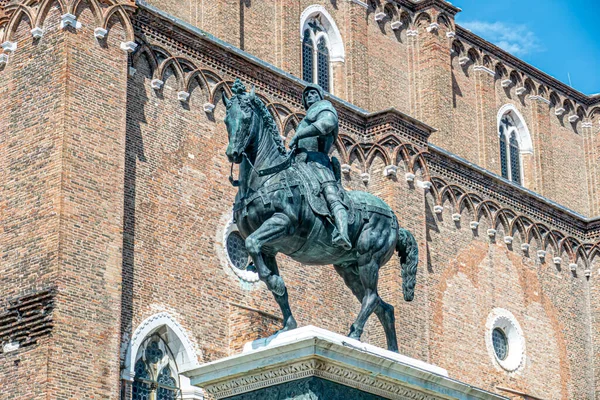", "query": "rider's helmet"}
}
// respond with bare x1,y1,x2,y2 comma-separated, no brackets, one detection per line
302,83,325,110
